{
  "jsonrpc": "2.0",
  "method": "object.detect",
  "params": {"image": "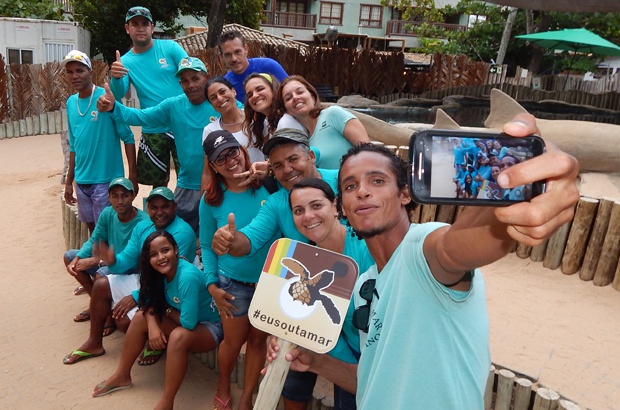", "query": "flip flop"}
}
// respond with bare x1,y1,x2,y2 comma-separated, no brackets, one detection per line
213,395,232,410
63,349,105,365
73,310,90,322
73,285,86,296
102,324,116,338
92,382,133,398
137,347,164,366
